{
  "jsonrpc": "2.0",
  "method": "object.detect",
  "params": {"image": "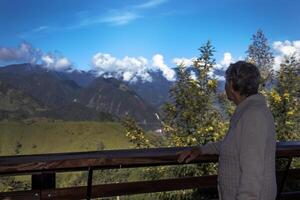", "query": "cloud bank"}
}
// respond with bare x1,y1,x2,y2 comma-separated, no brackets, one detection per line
273,40,300,70
172,53,234,81
3,39,299,82
92,53,177,82
92,53,152,82
152,54,176,81
0,42,72,71
172,57,196,67
0,42,41,63
41,53,72,71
